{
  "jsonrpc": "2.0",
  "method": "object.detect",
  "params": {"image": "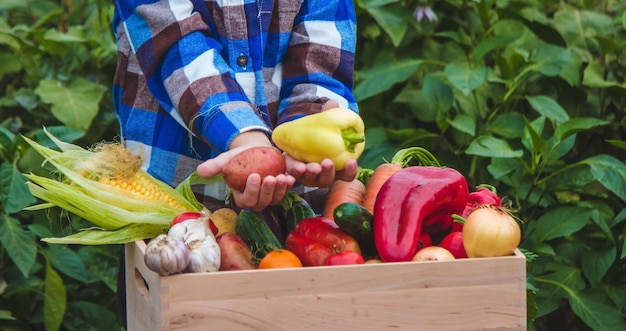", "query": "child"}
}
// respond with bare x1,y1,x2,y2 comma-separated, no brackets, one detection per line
111,0,360,211
112,0,360,326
